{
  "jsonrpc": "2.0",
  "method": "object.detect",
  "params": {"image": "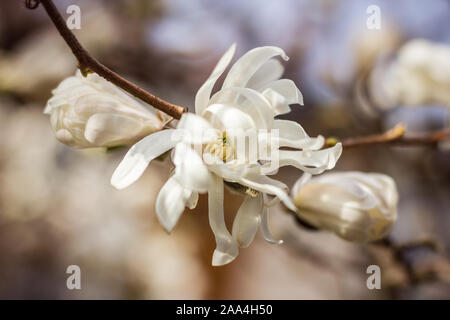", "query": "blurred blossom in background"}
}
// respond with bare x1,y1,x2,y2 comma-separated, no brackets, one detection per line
0,0,449,299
